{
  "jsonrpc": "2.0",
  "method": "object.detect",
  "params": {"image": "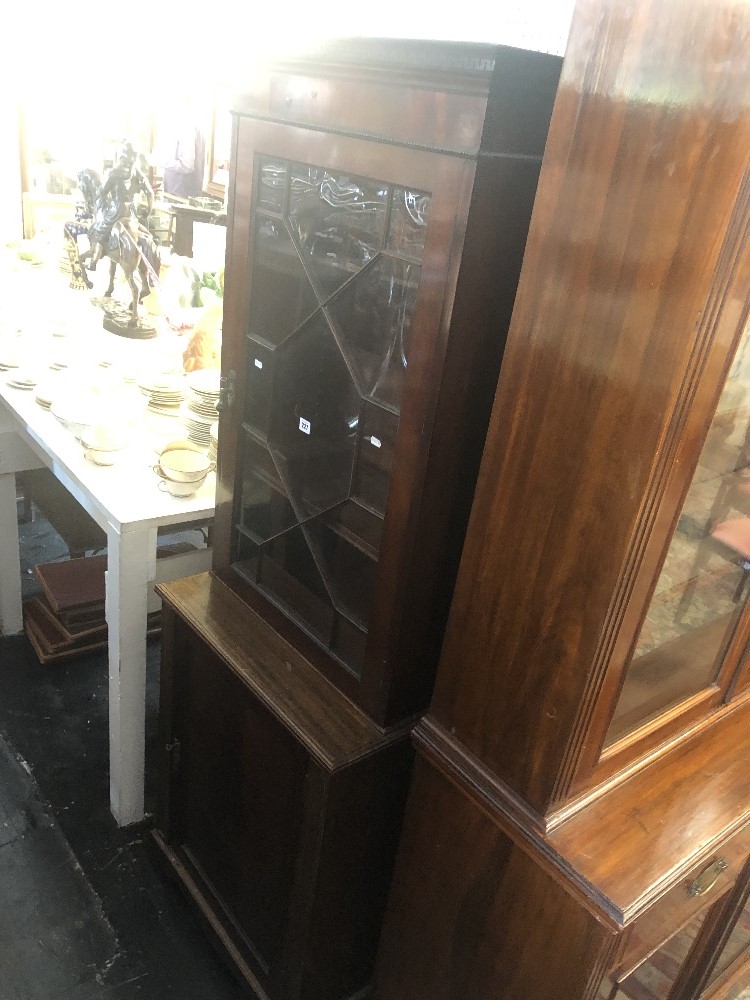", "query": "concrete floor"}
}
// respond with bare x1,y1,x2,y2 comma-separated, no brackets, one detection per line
0,502,247,1000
